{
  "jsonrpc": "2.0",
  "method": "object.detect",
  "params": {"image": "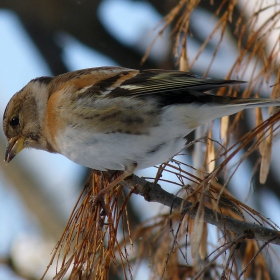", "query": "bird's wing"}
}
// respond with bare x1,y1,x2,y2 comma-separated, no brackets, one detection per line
119,70,243,92
52,67,243,99
107,70,280,109
70,69,245,107
53,67,277,108
97,69,243,96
